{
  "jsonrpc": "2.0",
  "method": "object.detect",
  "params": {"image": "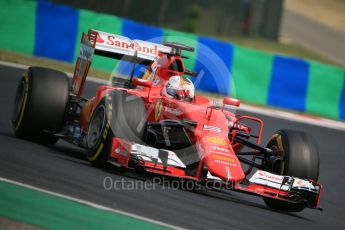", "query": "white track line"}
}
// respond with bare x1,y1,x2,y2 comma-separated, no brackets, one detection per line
1,60,344,131
0,177,182,230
